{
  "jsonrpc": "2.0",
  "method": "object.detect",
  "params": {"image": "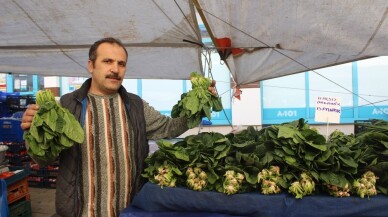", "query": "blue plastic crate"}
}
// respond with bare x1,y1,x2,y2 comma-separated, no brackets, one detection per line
0,91,6,103
0,102,11,118
6,94,35,112
11,112,24,120
0,118,24,142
